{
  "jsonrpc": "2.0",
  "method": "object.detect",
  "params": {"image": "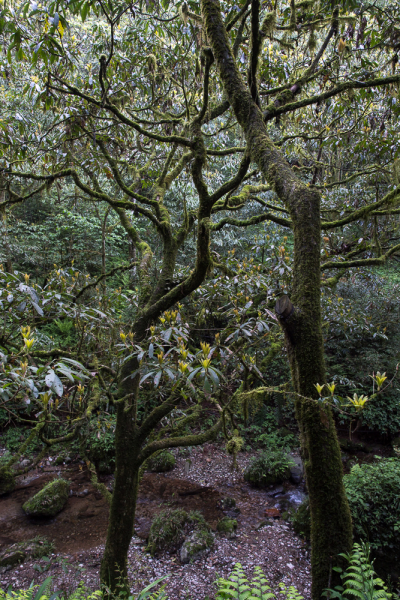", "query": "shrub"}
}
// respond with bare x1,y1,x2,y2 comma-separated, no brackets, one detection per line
147,451,175,473
344,458,400,553
84,414,116,473
293,458,400,556
147,509,210,556
244,448,294,487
